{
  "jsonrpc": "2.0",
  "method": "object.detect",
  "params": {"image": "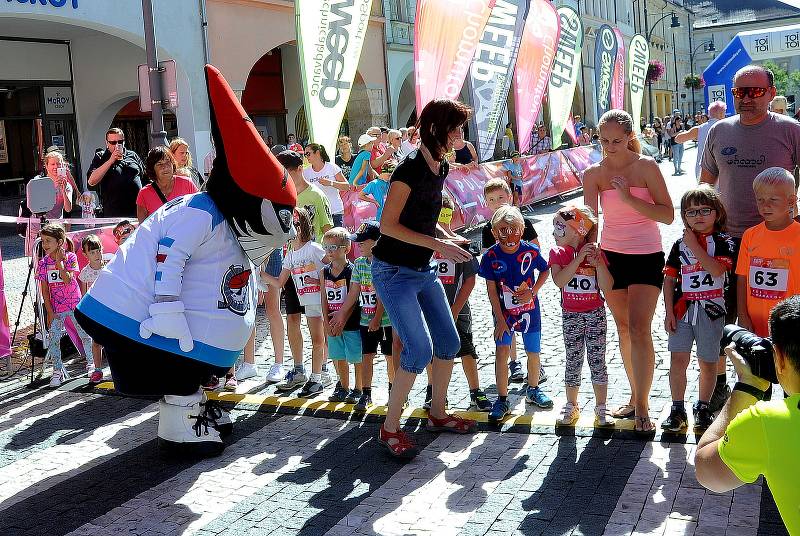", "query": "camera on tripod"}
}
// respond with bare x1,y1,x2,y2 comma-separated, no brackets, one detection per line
720,325,778,384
